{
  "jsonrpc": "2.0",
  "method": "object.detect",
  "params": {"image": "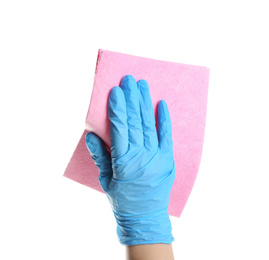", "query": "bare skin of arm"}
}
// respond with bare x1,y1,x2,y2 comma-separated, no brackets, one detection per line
126,243,174,260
